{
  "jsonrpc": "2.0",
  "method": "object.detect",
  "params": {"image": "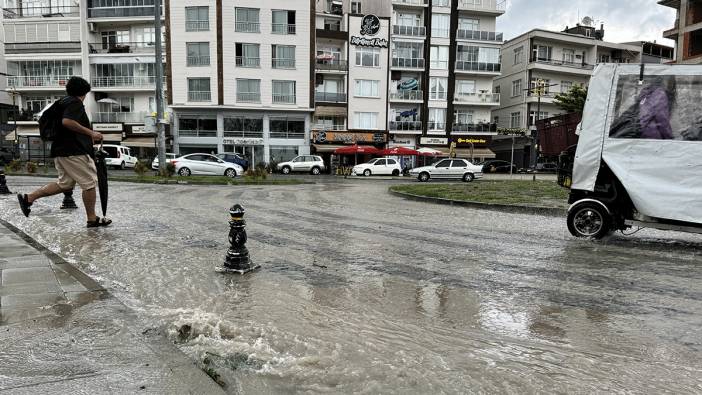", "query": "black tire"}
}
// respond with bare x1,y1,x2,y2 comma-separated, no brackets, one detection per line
120,161,126,170
281,166,291,175
363,169,371,177
462,173,474,183
567,202,612,239
224,168,237,178
418,172,430,182
310,167,321,175
392,169,400,177
178,167,191,177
